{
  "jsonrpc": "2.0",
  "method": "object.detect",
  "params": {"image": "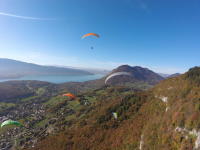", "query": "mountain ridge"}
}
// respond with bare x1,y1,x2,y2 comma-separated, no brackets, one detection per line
0,58,93,79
